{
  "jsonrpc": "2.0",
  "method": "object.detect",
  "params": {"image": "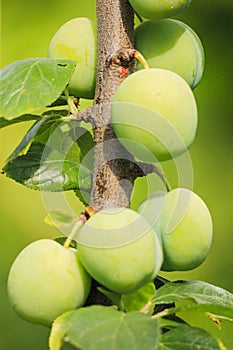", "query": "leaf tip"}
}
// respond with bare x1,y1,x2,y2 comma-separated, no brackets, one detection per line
49,318,66,350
